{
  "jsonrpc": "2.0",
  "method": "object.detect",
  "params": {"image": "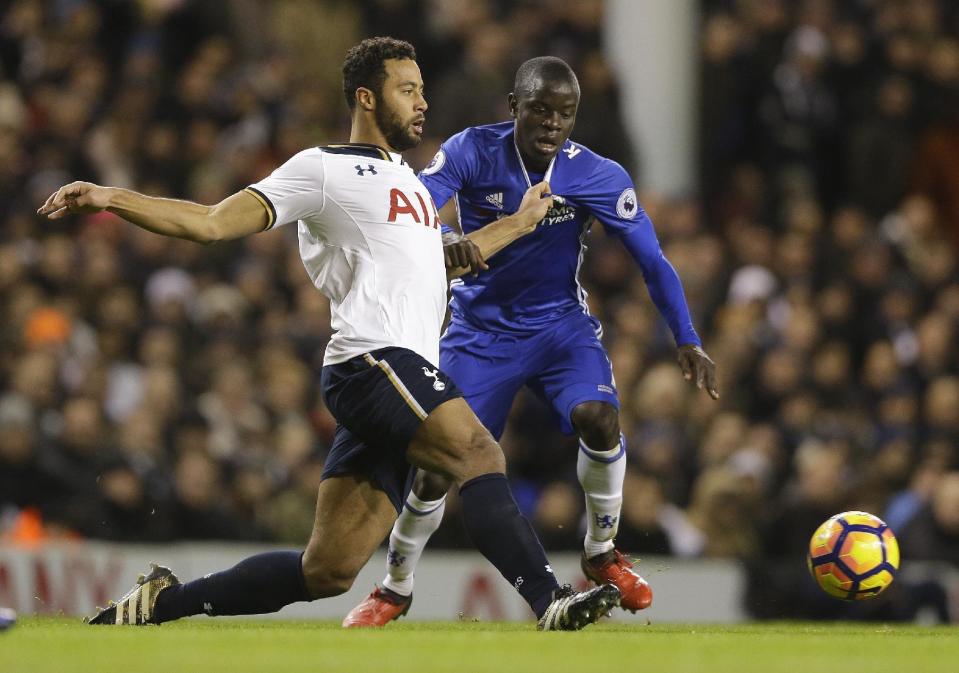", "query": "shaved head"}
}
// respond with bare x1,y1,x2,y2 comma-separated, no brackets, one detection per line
513,56,580,100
